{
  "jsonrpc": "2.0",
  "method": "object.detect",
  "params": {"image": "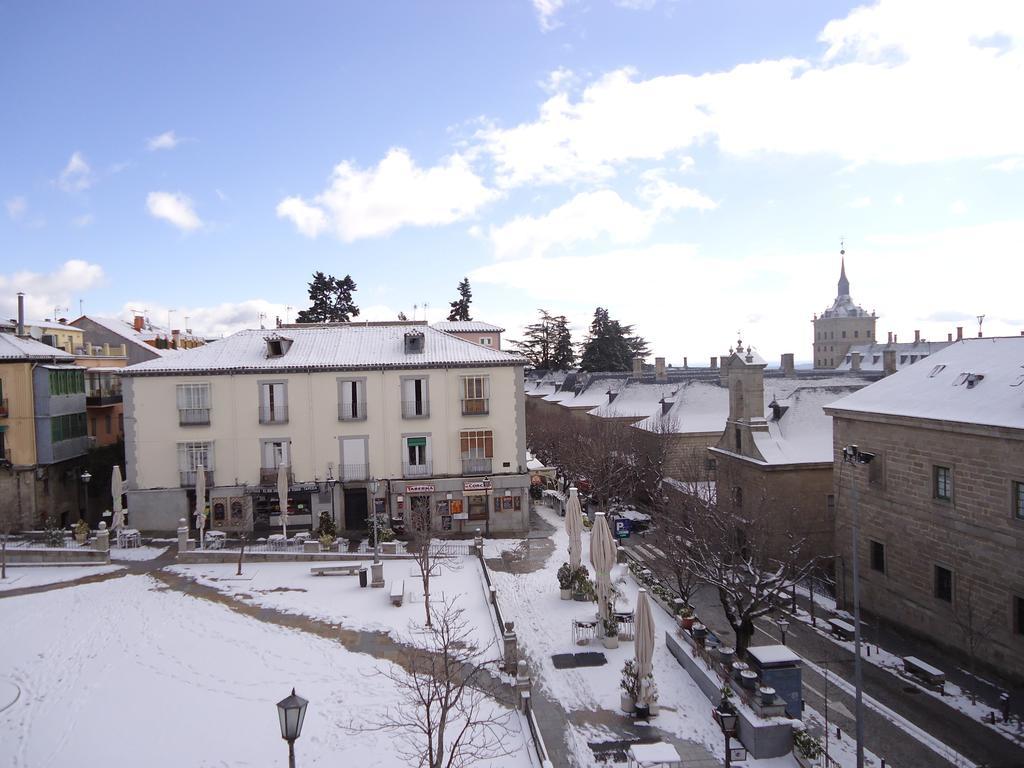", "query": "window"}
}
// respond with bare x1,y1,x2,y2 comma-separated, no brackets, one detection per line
104,413,112,434
339,436,368,481
401,377,429,418
870,540,885,573
48,368,84,396
261,439,290,469
934,465,952,500
259,381,288,424
90,417,98,436
826,494,835,518
403,436,431,477
177,441,214,487
734,427,741,452
479,337,492,346
177,383,211,425
50,412,87,443
461,376,489,415
732,486,743,510
338,378,366,420
118,414,124,435
461,429,493,475
842,330,847,339
934,565,953,602
854,330,859,338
